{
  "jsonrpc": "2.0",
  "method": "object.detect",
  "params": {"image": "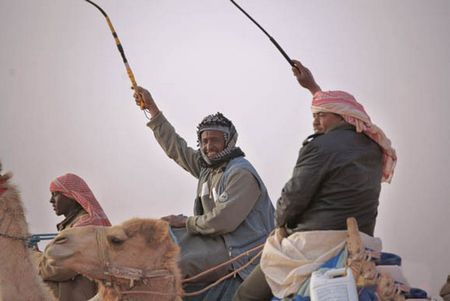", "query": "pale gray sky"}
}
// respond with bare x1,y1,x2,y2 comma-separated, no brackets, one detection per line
1,0,449,297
